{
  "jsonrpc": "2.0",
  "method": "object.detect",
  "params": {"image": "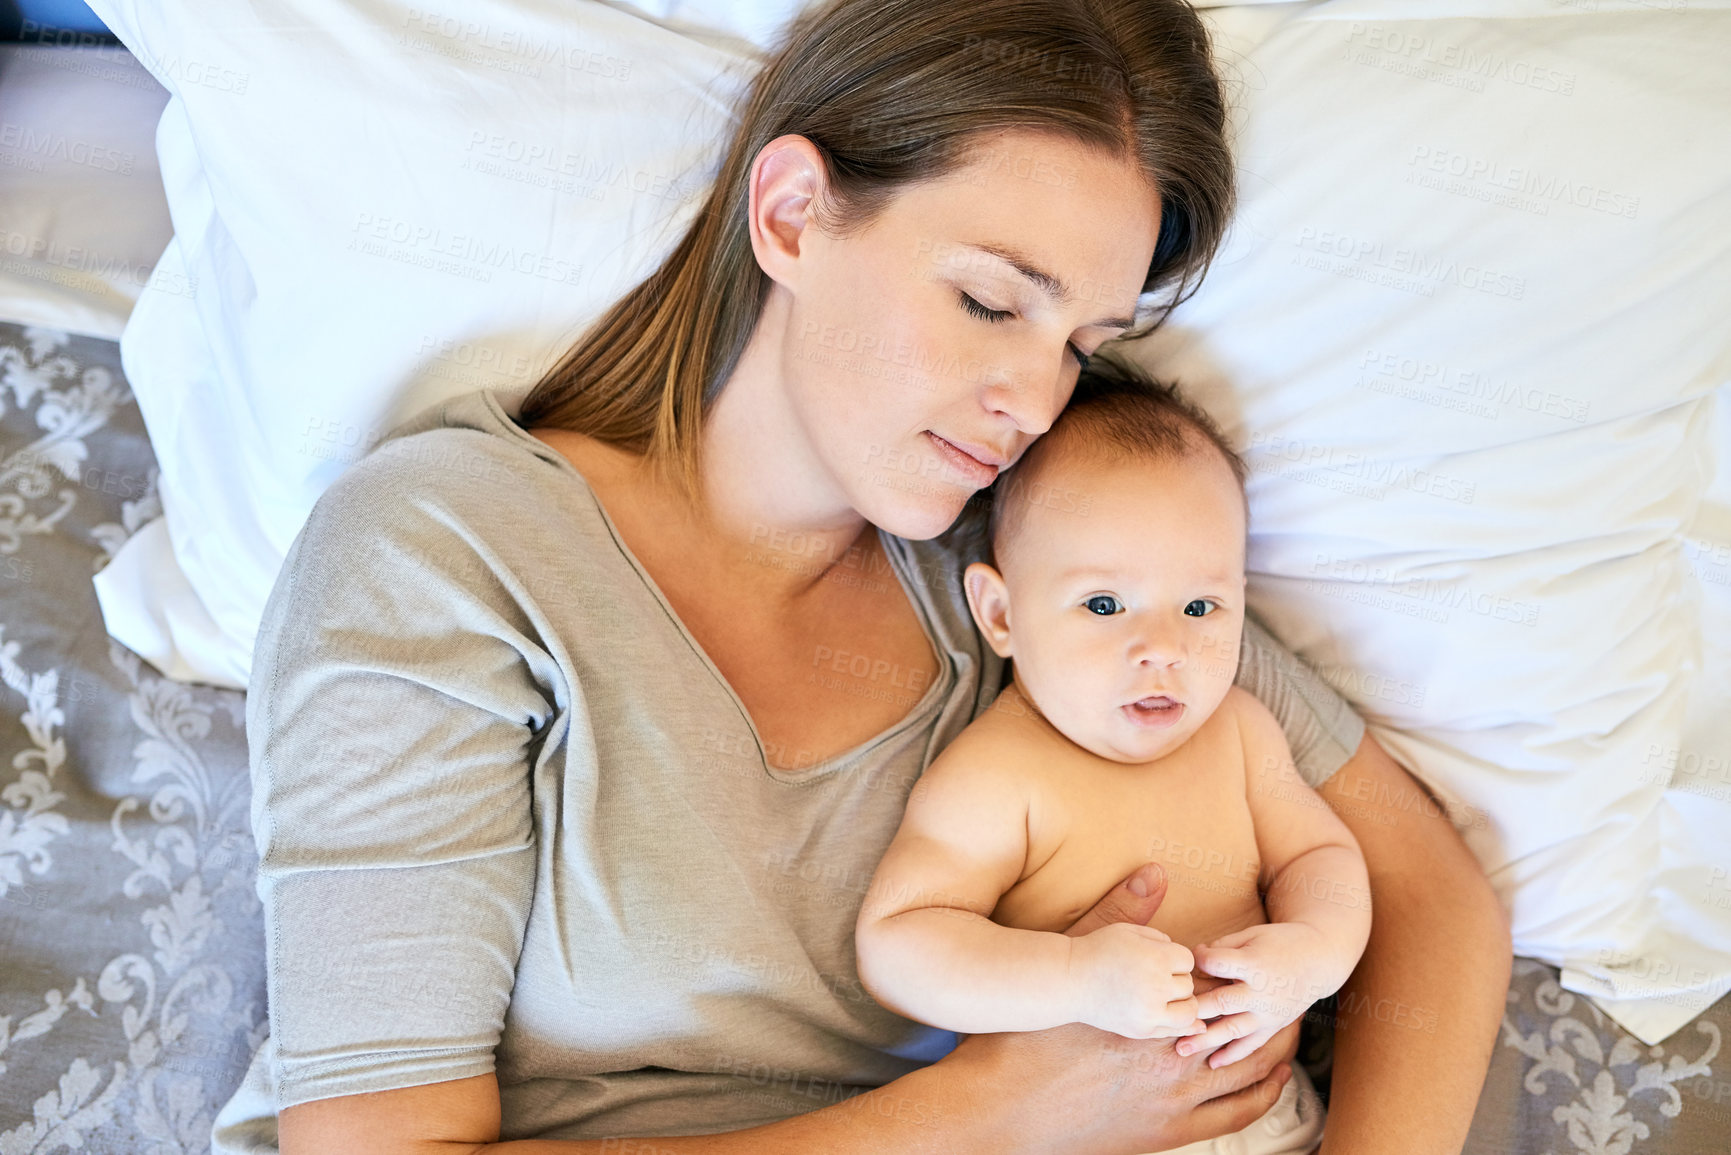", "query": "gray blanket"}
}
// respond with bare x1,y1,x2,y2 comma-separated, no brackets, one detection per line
0,321,1723,1154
